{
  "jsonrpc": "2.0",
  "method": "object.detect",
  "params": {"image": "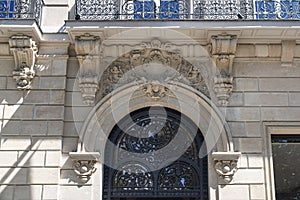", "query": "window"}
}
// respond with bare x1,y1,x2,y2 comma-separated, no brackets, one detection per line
272,135,300,199
0,0,15,18
103,107,208,200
